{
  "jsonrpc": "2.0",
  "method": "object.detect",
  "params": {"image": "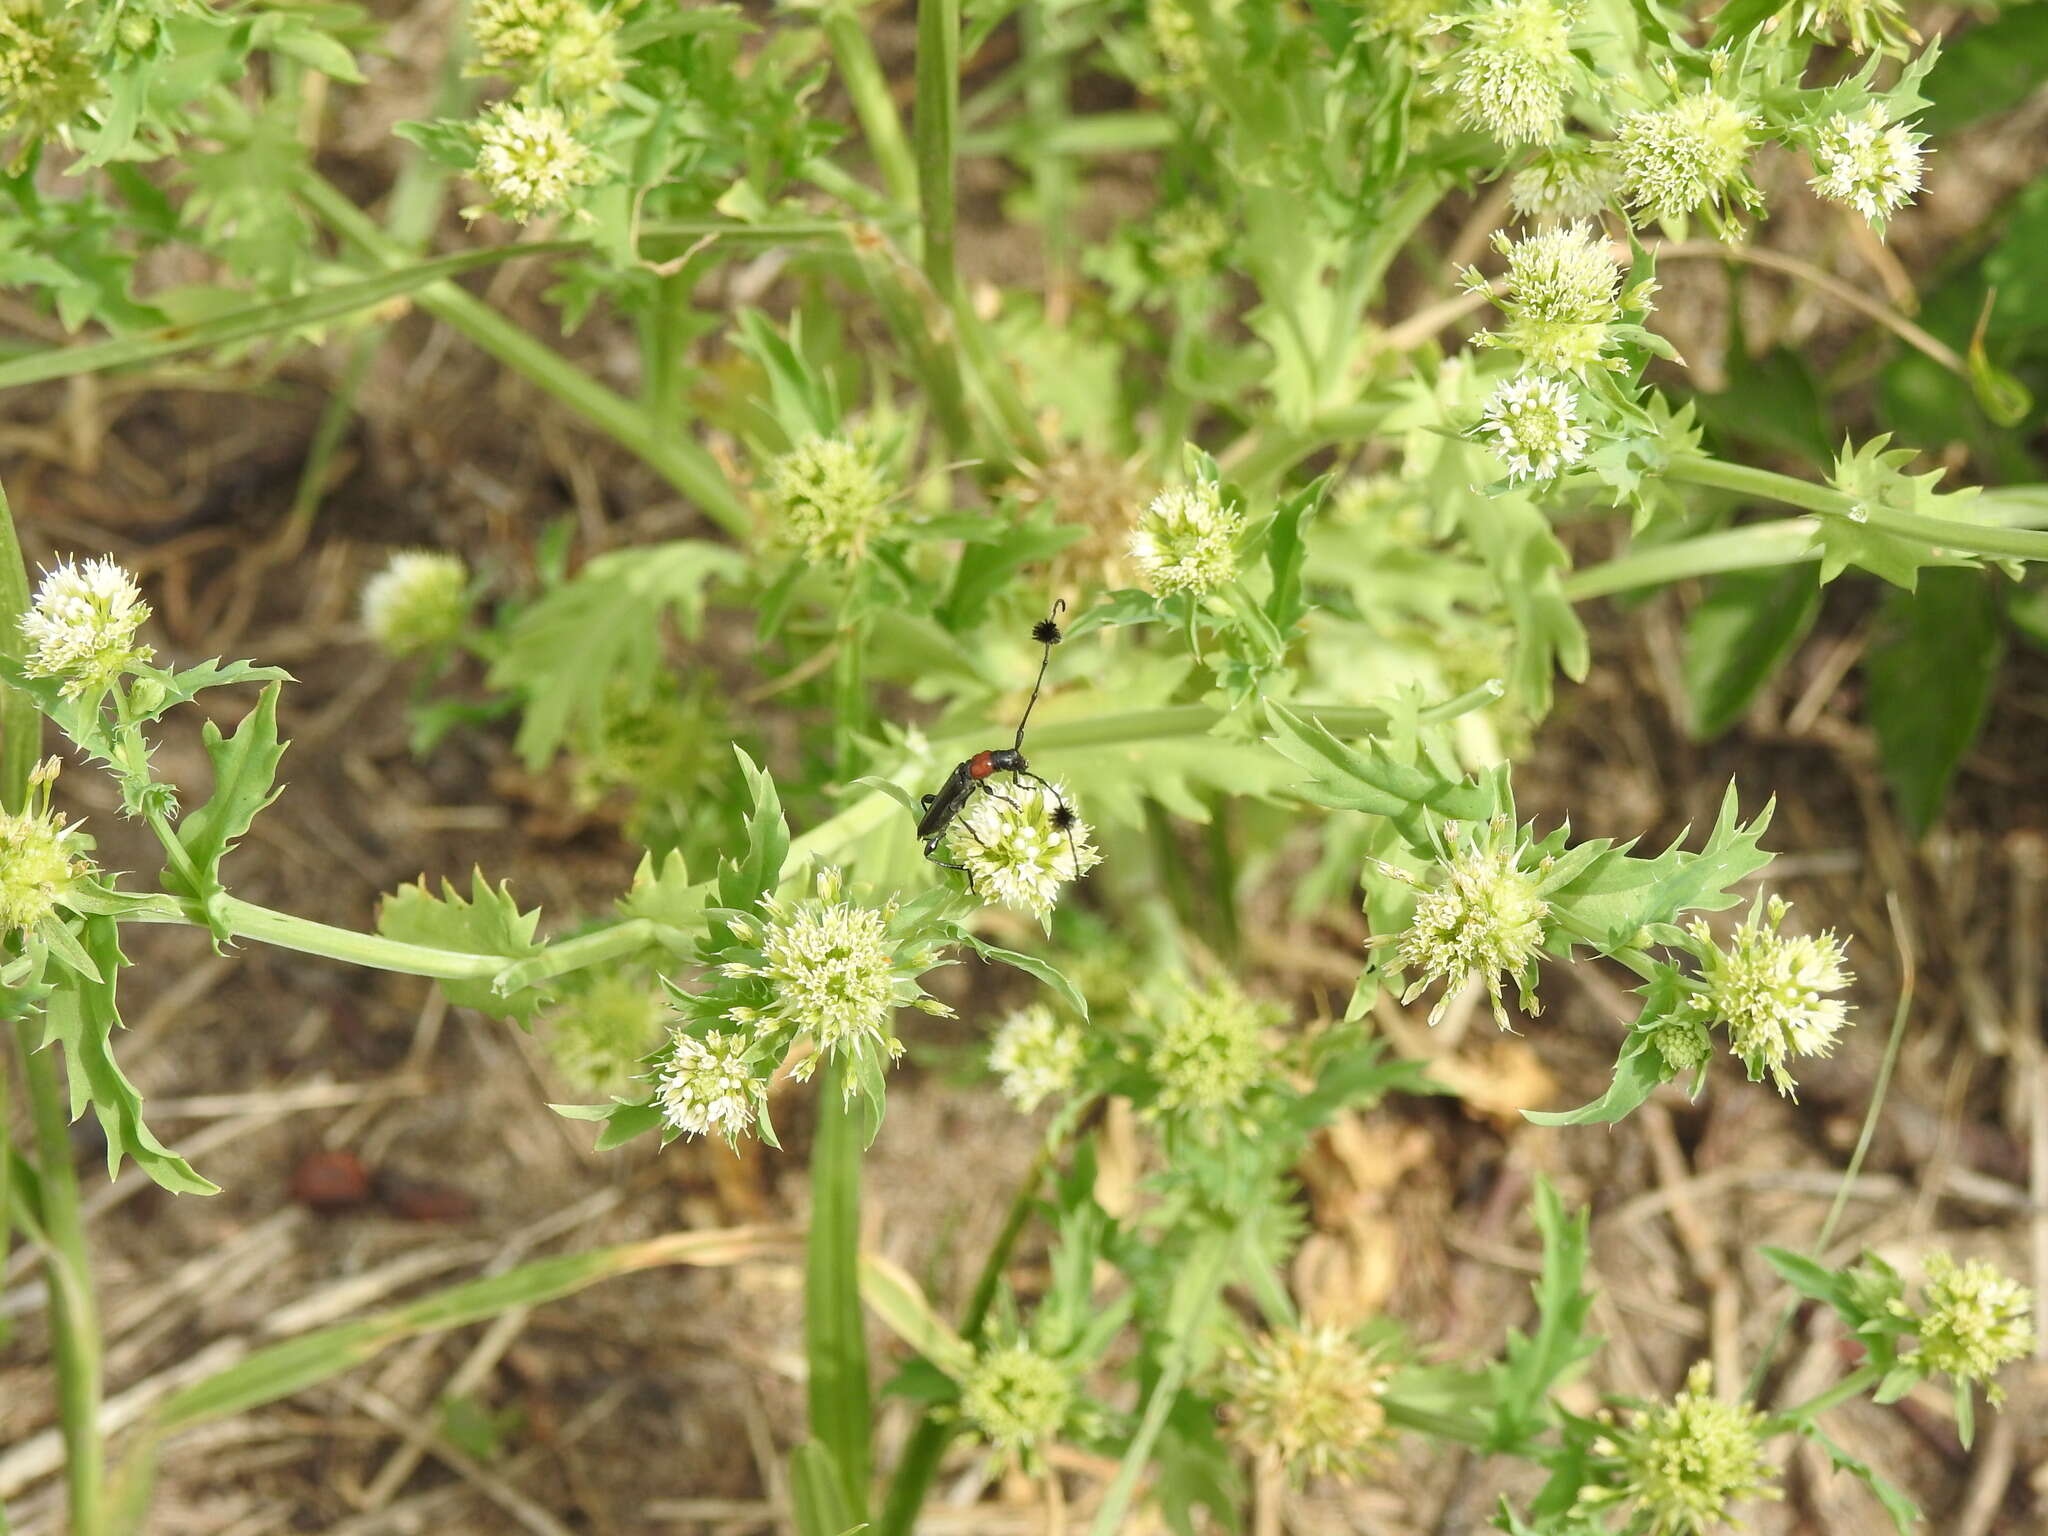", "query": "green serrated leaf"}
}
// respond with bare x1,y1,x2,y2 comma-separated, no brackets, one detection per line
166,682,288,923
37,916,216,1194
378,873,548,1021
1486,1177,1597,1451
1809,1426,1920,1533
